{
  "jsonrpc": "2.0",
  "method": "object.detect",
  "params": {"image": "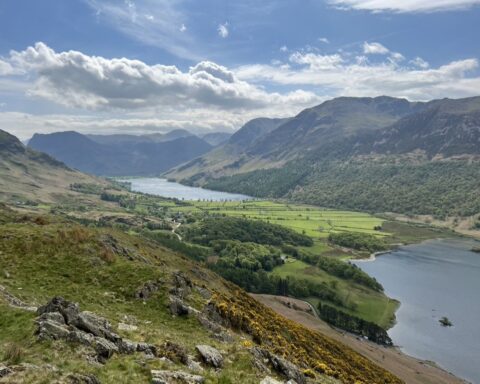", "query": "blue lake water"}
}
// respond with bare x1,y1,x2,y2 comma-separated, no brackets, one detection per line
354,238,480,383
122,177,252,201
